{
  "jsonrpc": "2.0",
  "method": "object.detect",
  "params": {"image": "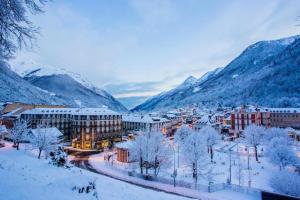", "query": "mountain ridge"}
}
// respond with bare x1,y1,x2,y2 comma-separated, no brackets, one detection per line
132,34,300,112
